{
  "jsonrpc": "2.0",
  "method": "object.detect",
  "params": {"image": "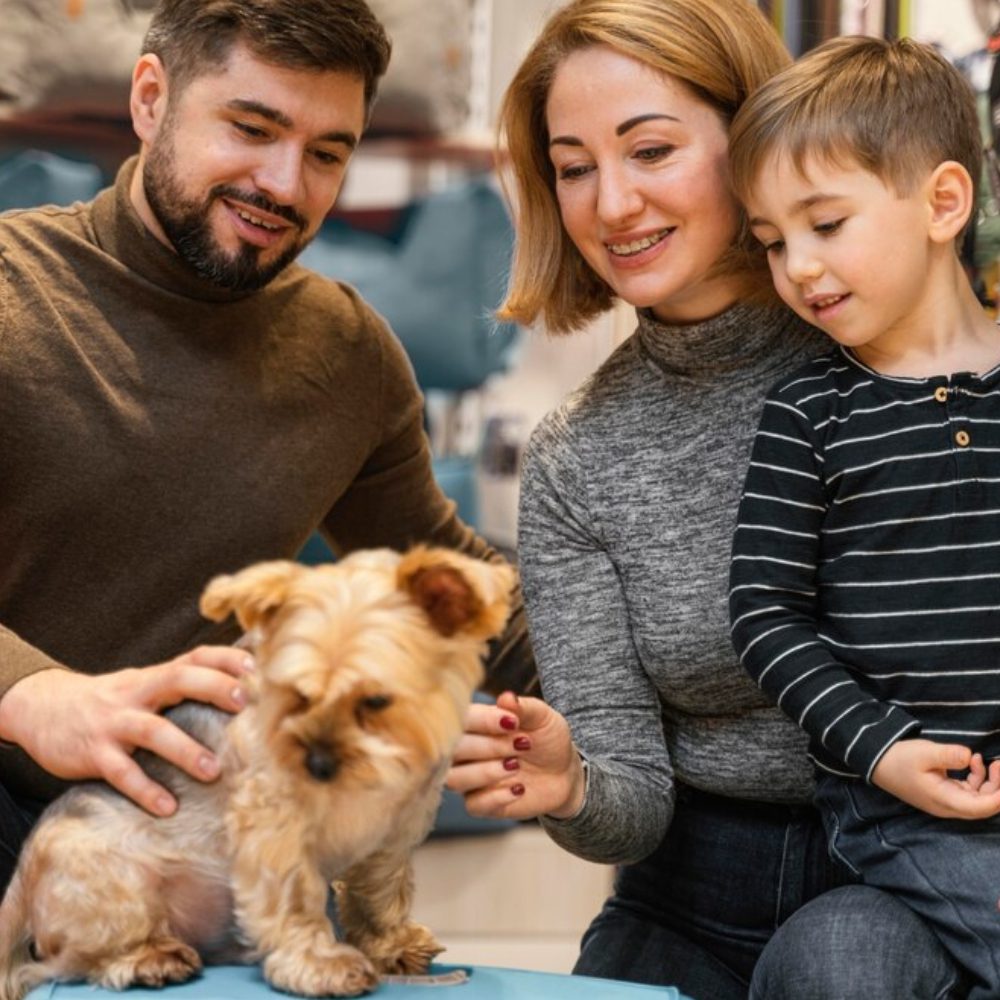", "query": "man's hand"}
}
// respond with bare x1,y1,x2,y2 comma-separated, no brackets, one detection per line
0,646,252,817
872,739,1000,819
